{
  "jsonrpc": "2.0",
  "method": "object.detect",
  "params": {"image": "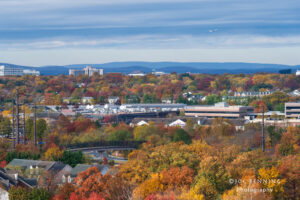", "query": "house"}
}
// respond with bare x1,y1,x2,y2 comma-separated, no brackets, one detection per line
182,92,204,102
62,98,71,104
168,119,186,128
161,98,172,104
130,117,205,128
0,168,36,200
131,117,246,131
289,90,300,97
48,162,72,186
82,97,93,104
5,159,72,186
136,120,149,126
130,117,174,127
62,164,109,183
234,91,273,97
76,83,85,88
108,96,120,104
